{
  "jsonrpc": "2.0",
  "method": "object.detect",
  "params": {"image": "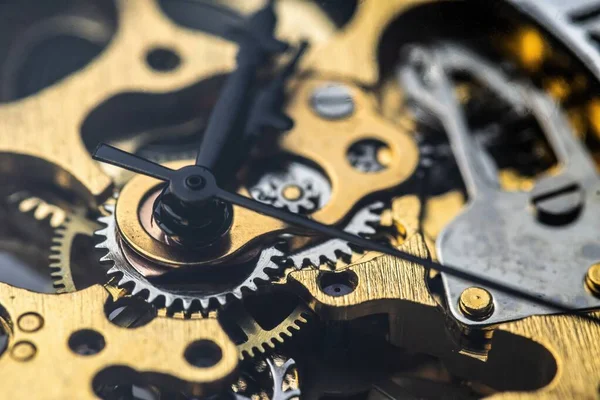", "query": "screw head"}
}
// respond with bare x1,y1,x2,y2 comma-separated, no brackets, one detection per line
11,341,36,362
459,287,494,320
17,313,43,333
310,83,355,120
586,263,600,297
